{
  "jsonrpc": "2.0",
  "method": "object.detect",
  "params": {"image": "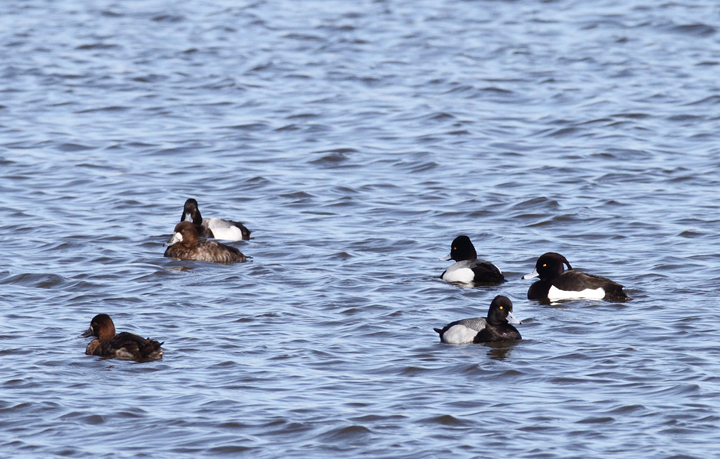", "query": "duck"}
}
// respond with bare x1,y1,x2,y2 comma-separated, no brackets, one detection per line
440,235,504,284
82,314,163,361
182,198,251,241
434,295,521,344
164,221,246,263
522,252,629,302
